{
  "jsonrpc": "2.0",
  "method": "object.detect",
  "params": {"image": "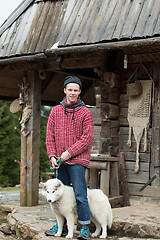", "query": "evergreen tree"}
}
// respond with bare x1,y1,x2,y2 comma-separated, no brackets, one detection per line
40,105,52,180
0,100,52,186
0,100,21,187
